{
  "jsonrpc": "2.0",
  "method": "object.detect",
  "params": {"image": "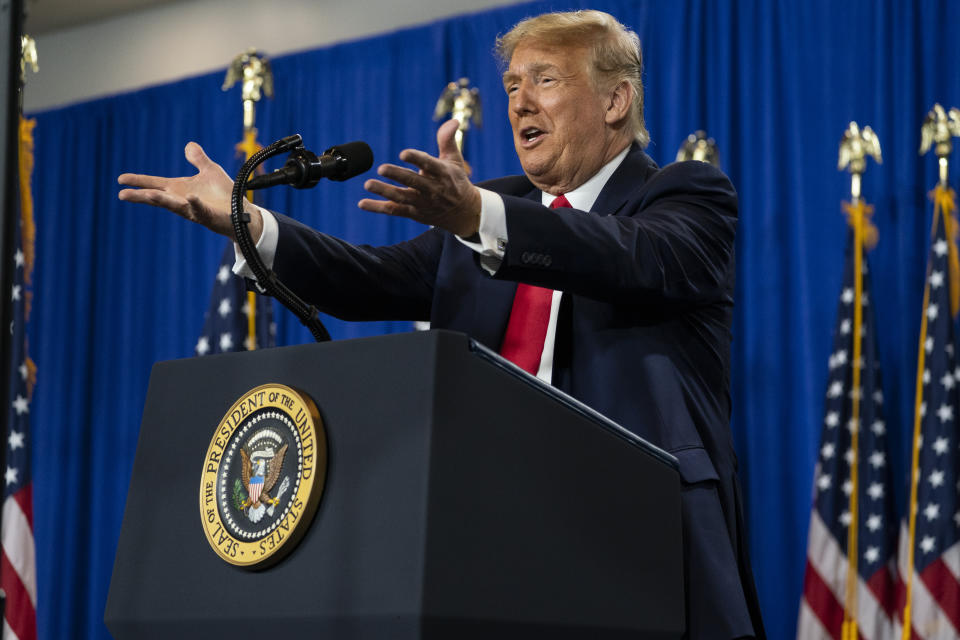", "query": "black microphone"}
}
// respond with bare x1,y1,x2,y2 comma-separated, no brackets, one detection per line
246,140,374,190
